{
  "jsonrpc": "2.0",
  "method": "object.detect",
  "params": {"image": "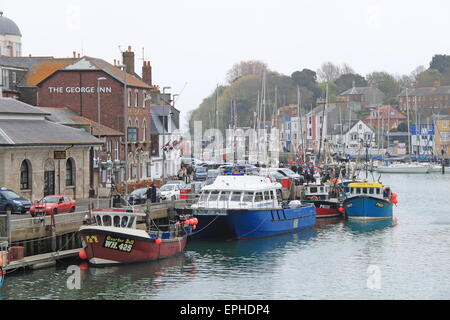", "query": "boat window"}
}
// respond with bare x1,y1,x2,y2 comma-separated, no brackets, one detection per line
102,215,112,226
255,192,264,202
95,215,102,226
264,191,272,200
127,216,136,228
369,188,374,195
362,188,368,194
375,188,381,195
276,190,283,203
230,192,242,201
356,188,361,194
209,191,219,201
200,191,209,201
220,192,231,201
242,192,254,202
113,216,121,227
320,187,324,192
121,216,129,228
310,187,317,193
